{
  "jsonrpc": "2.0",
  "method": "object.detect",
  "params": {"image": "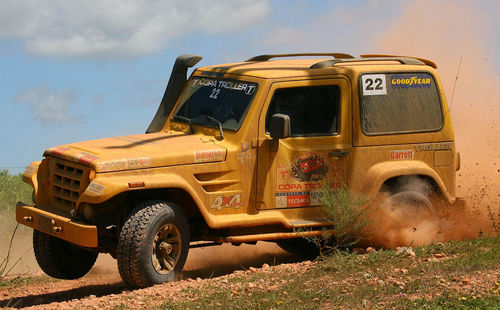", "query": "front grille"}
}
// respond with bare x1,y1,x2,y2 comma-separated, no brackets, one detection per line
49,158,91,211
